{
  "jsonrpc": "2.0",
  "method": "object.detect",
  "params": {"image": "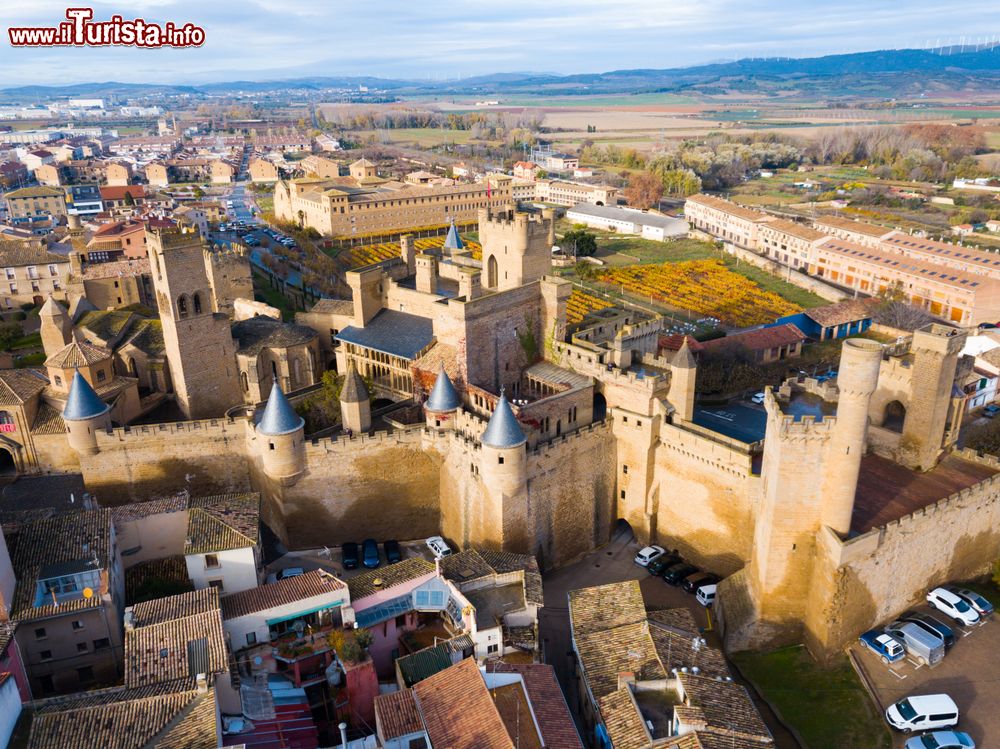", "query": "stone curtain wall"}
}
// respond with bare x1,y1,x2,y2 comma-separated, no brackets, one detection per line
807,451,1000,656
82,419,252,503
